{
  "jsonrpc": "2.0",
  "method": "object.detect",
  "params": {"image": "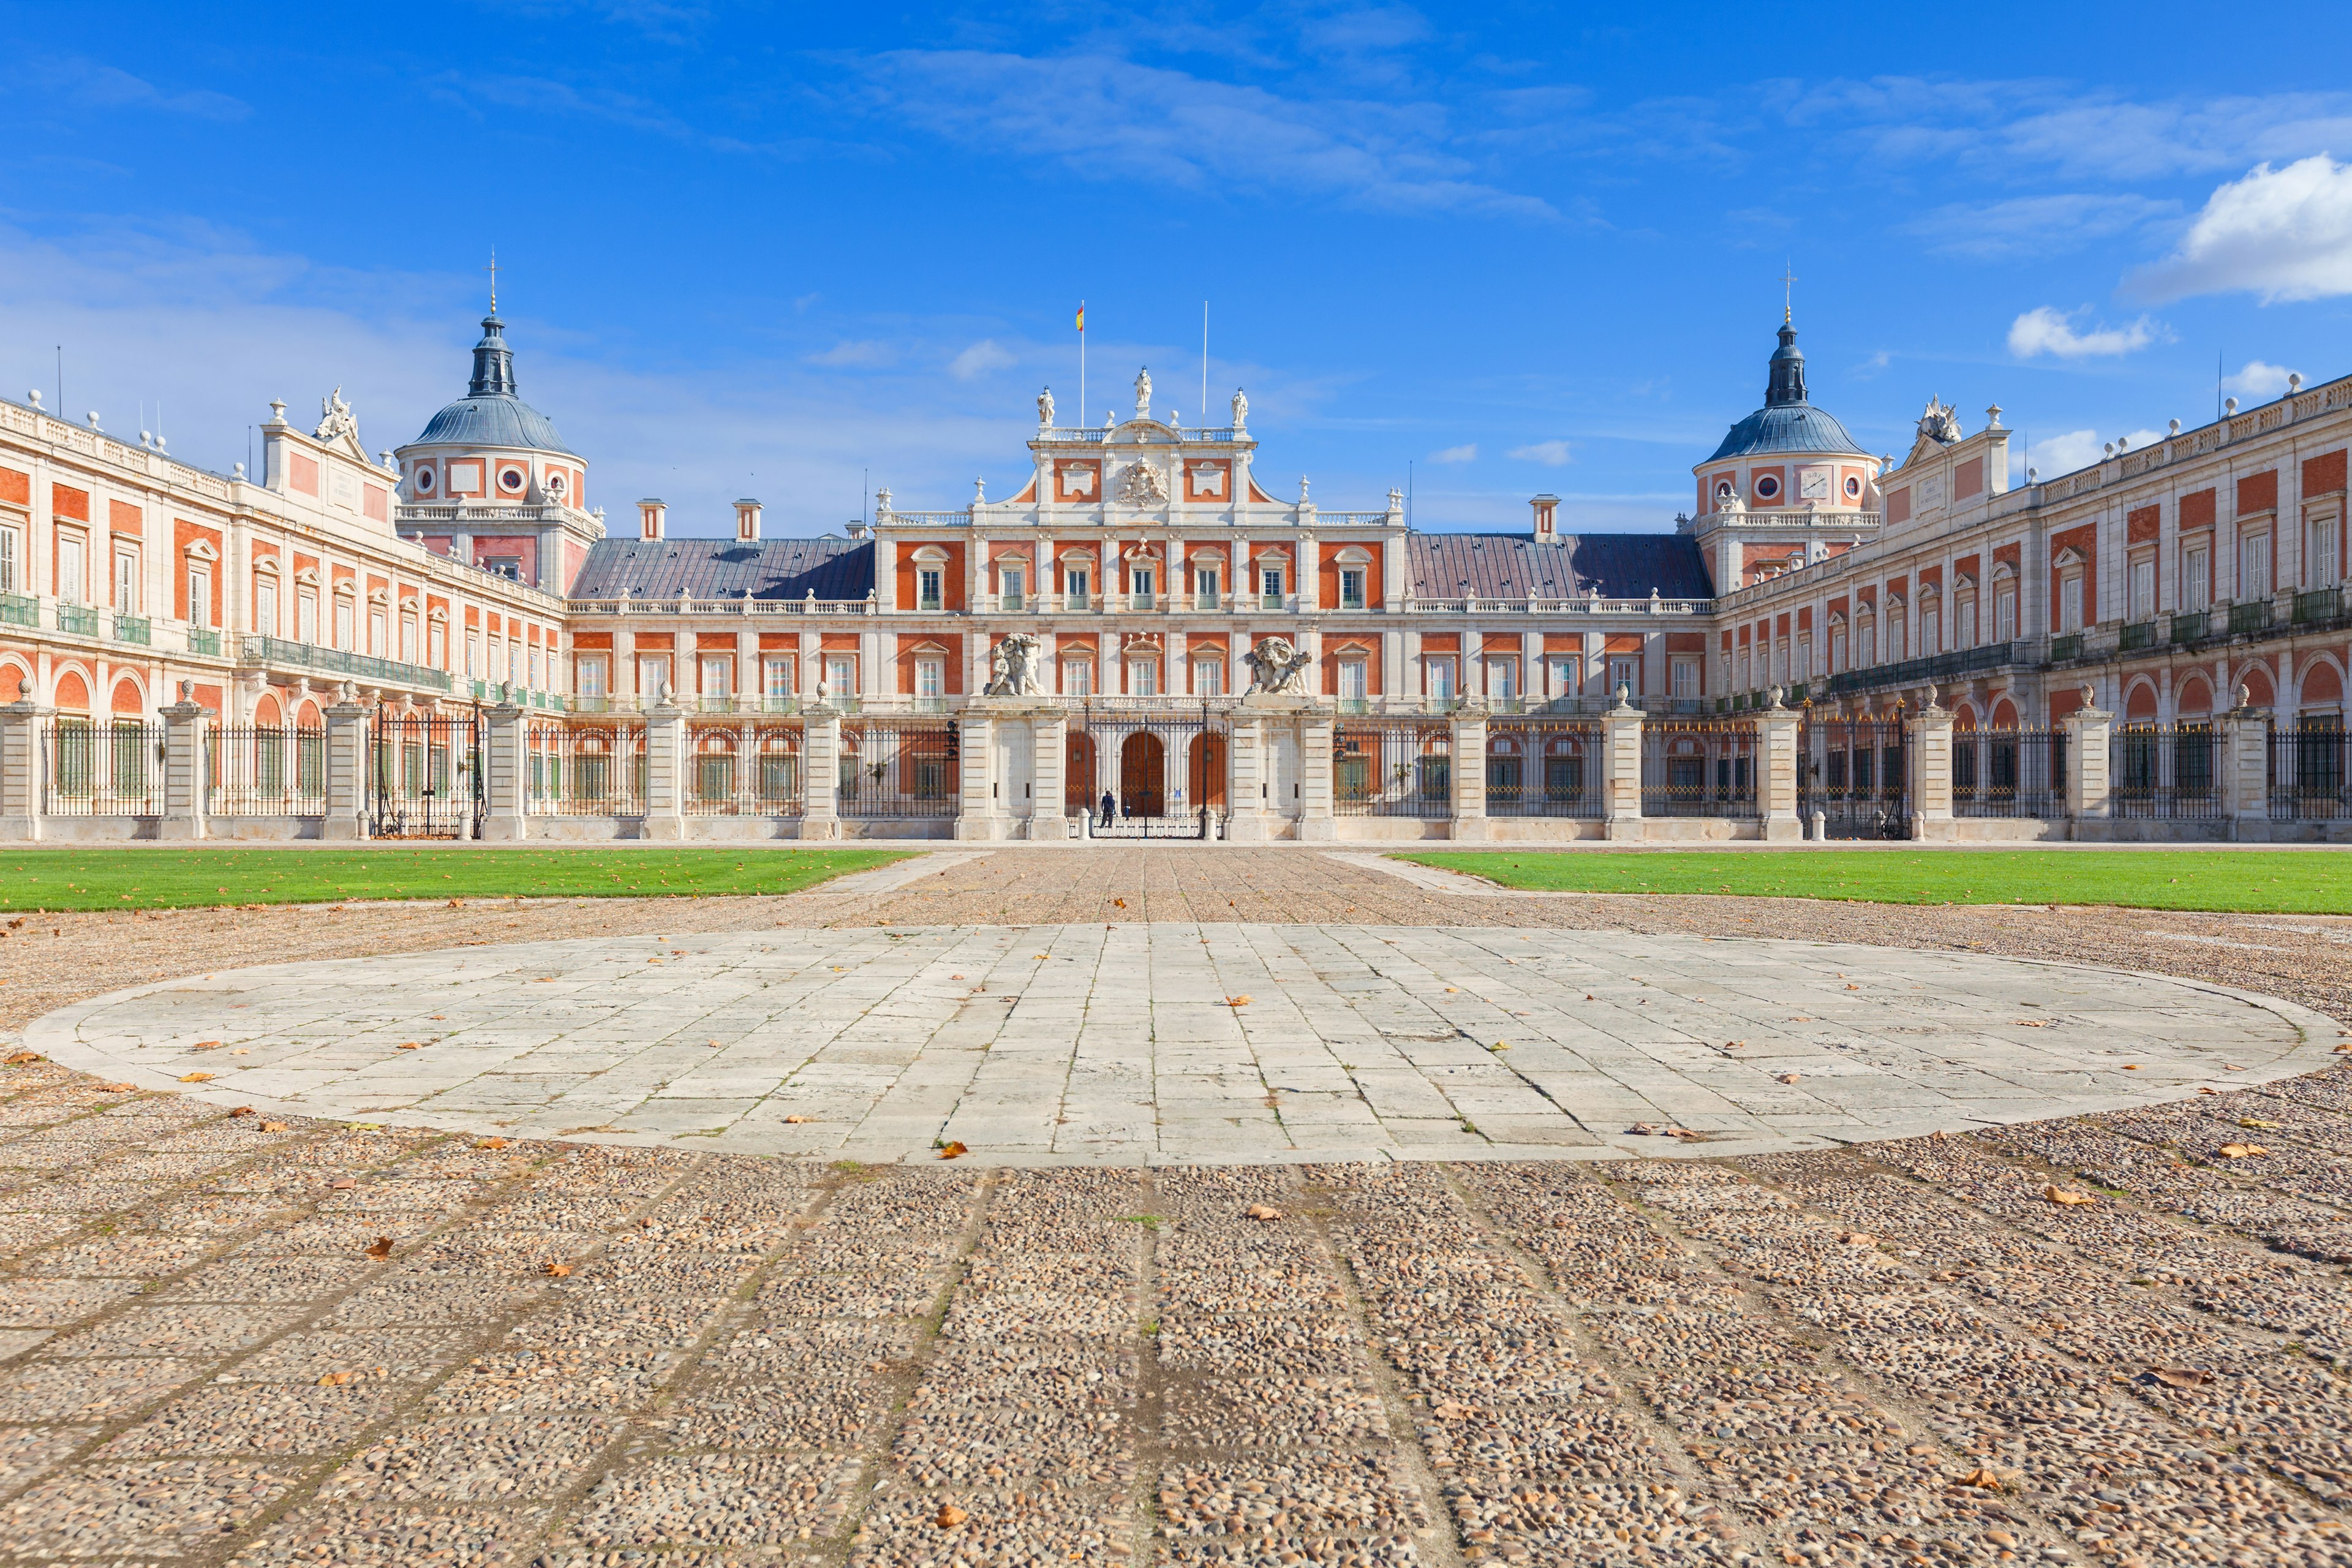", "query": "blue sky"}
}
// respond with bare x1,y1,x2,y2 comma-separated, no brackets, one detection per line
6,2,2352,538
